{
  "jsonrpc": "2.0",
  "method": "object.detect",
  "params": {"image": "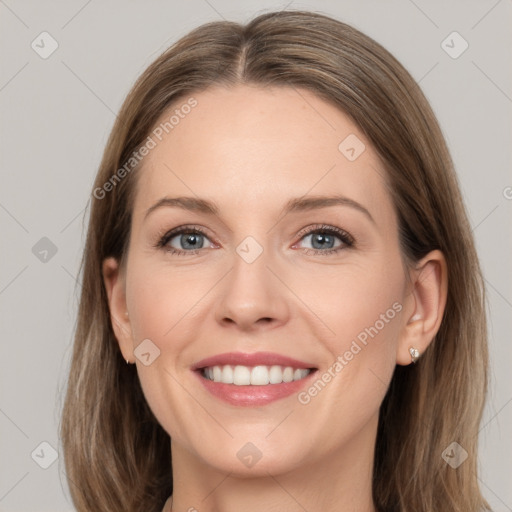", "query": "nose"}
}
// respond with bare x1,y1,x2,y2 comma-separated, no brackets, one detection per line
215,246,290,332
